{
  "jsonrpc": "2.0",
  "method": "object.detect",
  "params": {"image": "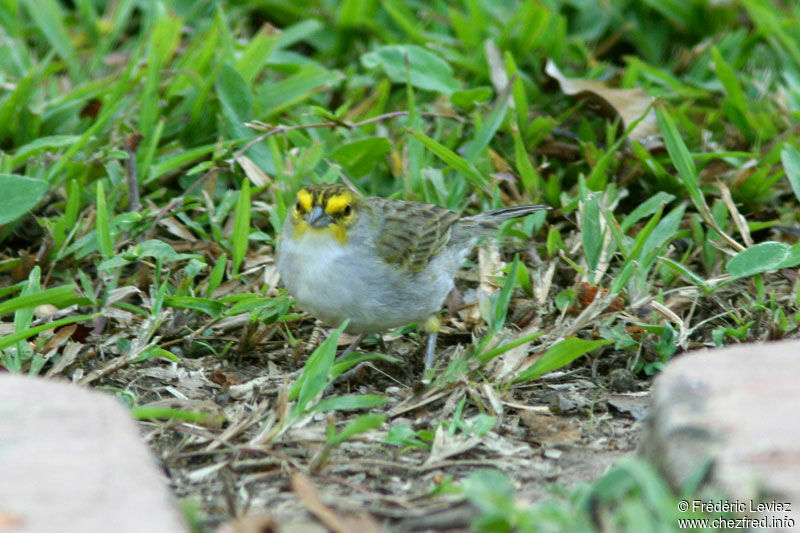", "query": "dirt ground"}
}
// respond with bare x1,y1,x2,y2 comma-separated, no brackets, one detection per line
110,331,647,532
